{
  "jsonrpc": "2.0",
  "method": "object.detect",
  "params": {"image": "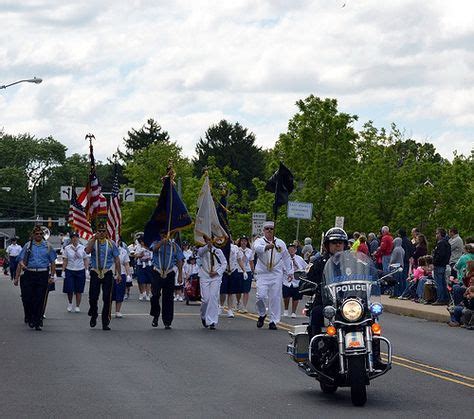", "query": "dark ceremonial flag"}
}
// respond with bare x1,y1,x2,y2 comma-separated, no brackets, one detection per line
265,162,294,218
144,176,192,247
